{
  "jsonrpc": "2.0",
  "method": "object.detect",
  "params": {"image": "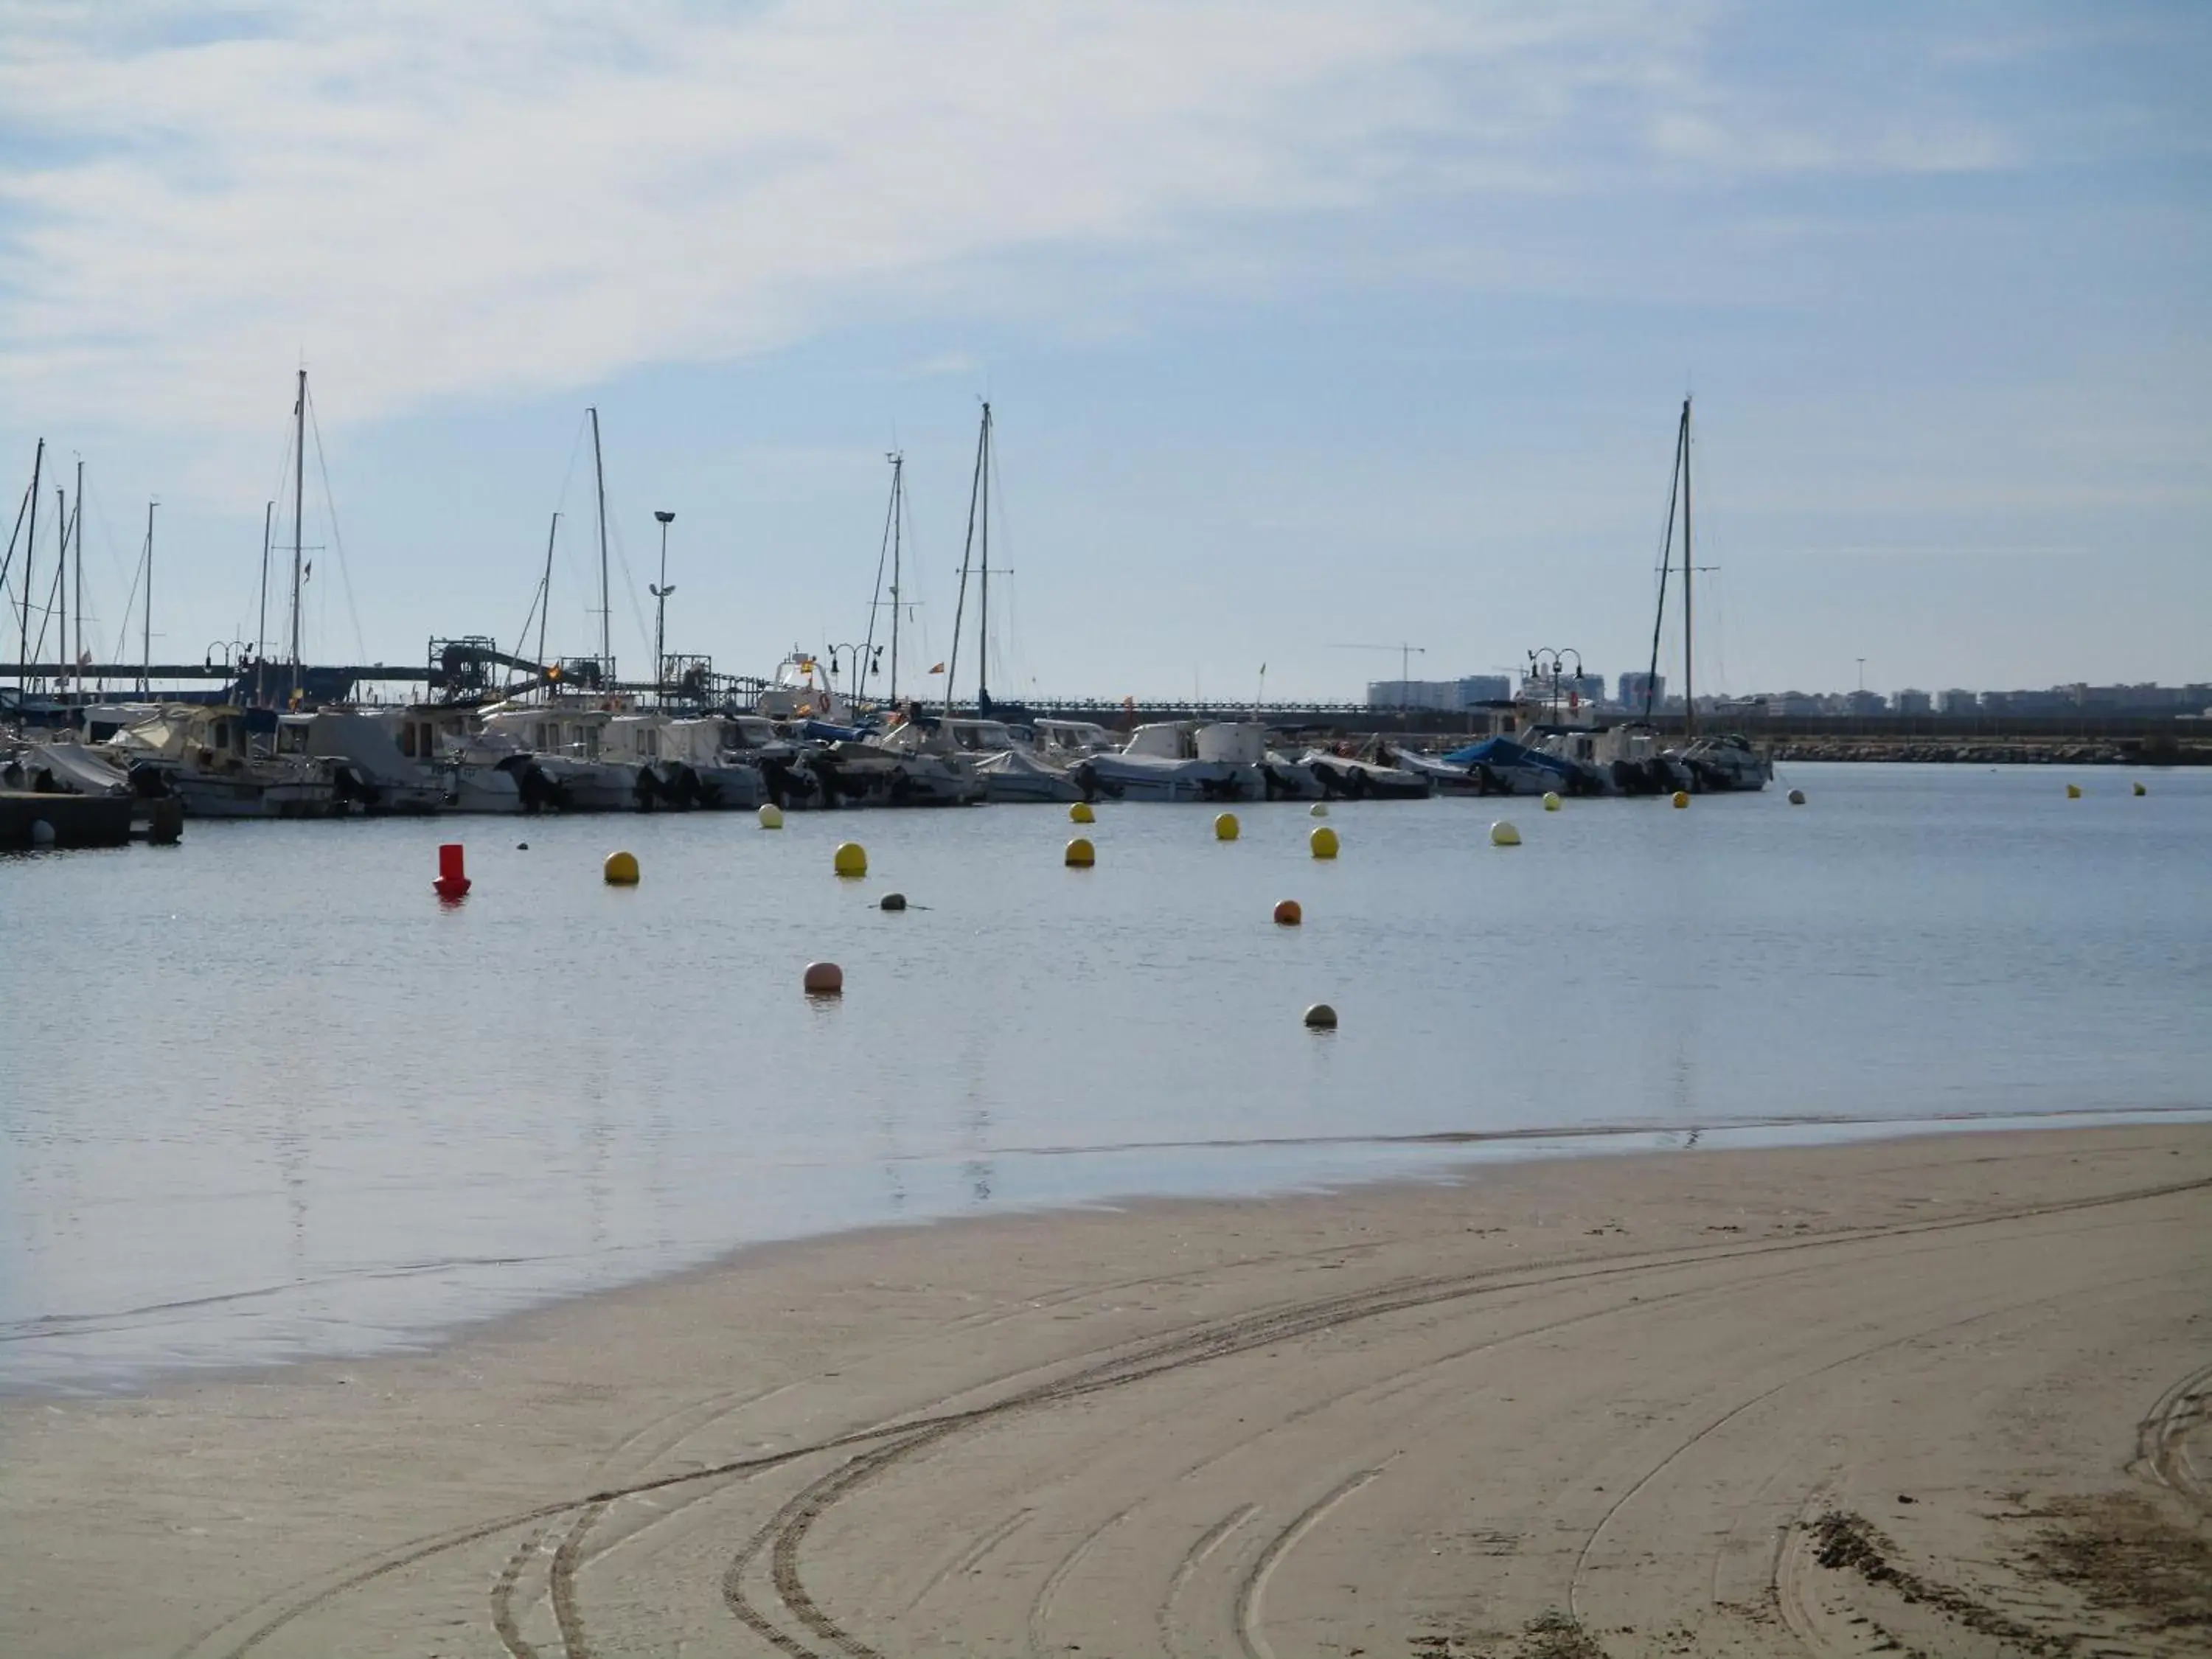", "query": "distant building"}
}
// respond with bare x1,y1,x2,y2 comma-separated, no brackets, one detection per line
1617,671,1664,709
1893,688,1932,714
1846,689,1888,717
1364,674,1513,712
1936,689,1978,714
